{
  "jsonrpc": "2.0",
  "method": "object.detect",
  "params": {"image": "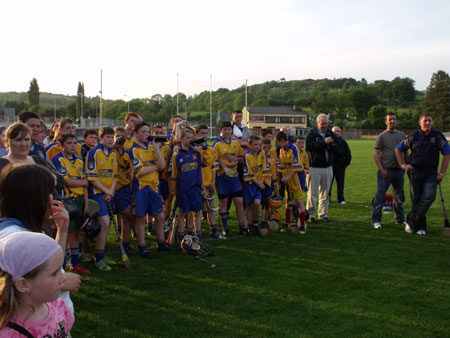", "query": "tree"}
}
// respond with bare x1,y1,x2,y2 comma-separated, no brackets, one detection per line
367,105,387,129
423,70,450,131
76,82,85,120
27,78,40,109
390,77,416,107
